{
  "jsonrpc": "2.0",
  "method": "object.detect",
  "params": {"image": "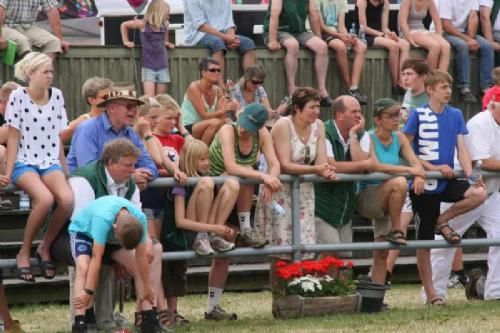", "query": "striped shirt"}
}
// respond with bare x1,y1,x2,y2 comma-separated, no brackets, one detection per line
209,124,260,176
0,0,59,28
183,0,236,46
